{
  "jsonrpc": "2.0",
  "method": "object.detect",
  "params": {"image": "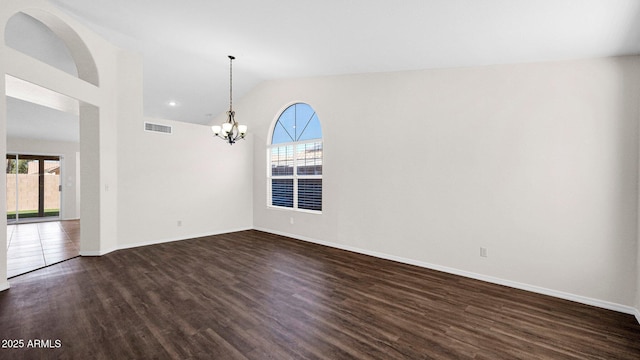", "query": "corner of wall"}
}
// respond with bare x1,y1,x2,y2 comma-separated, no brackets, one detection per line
635,55,640,325
633,56,640,324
